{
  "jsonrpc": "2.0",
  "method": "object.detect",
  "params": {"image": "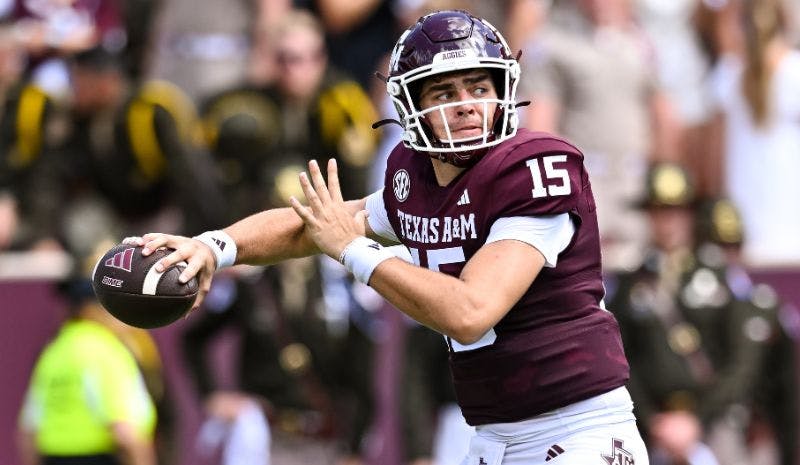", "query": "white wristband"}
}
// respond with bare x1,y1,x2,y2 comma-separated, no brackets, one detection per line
339,236,395,284
194,230,237,269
